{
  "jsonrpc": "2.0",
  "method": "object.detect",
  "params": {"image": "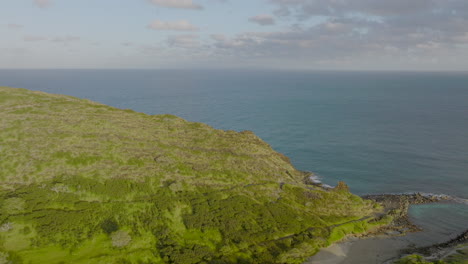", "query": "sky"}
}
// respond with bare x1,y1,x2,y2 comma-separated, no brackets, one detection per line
1,0,468,70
